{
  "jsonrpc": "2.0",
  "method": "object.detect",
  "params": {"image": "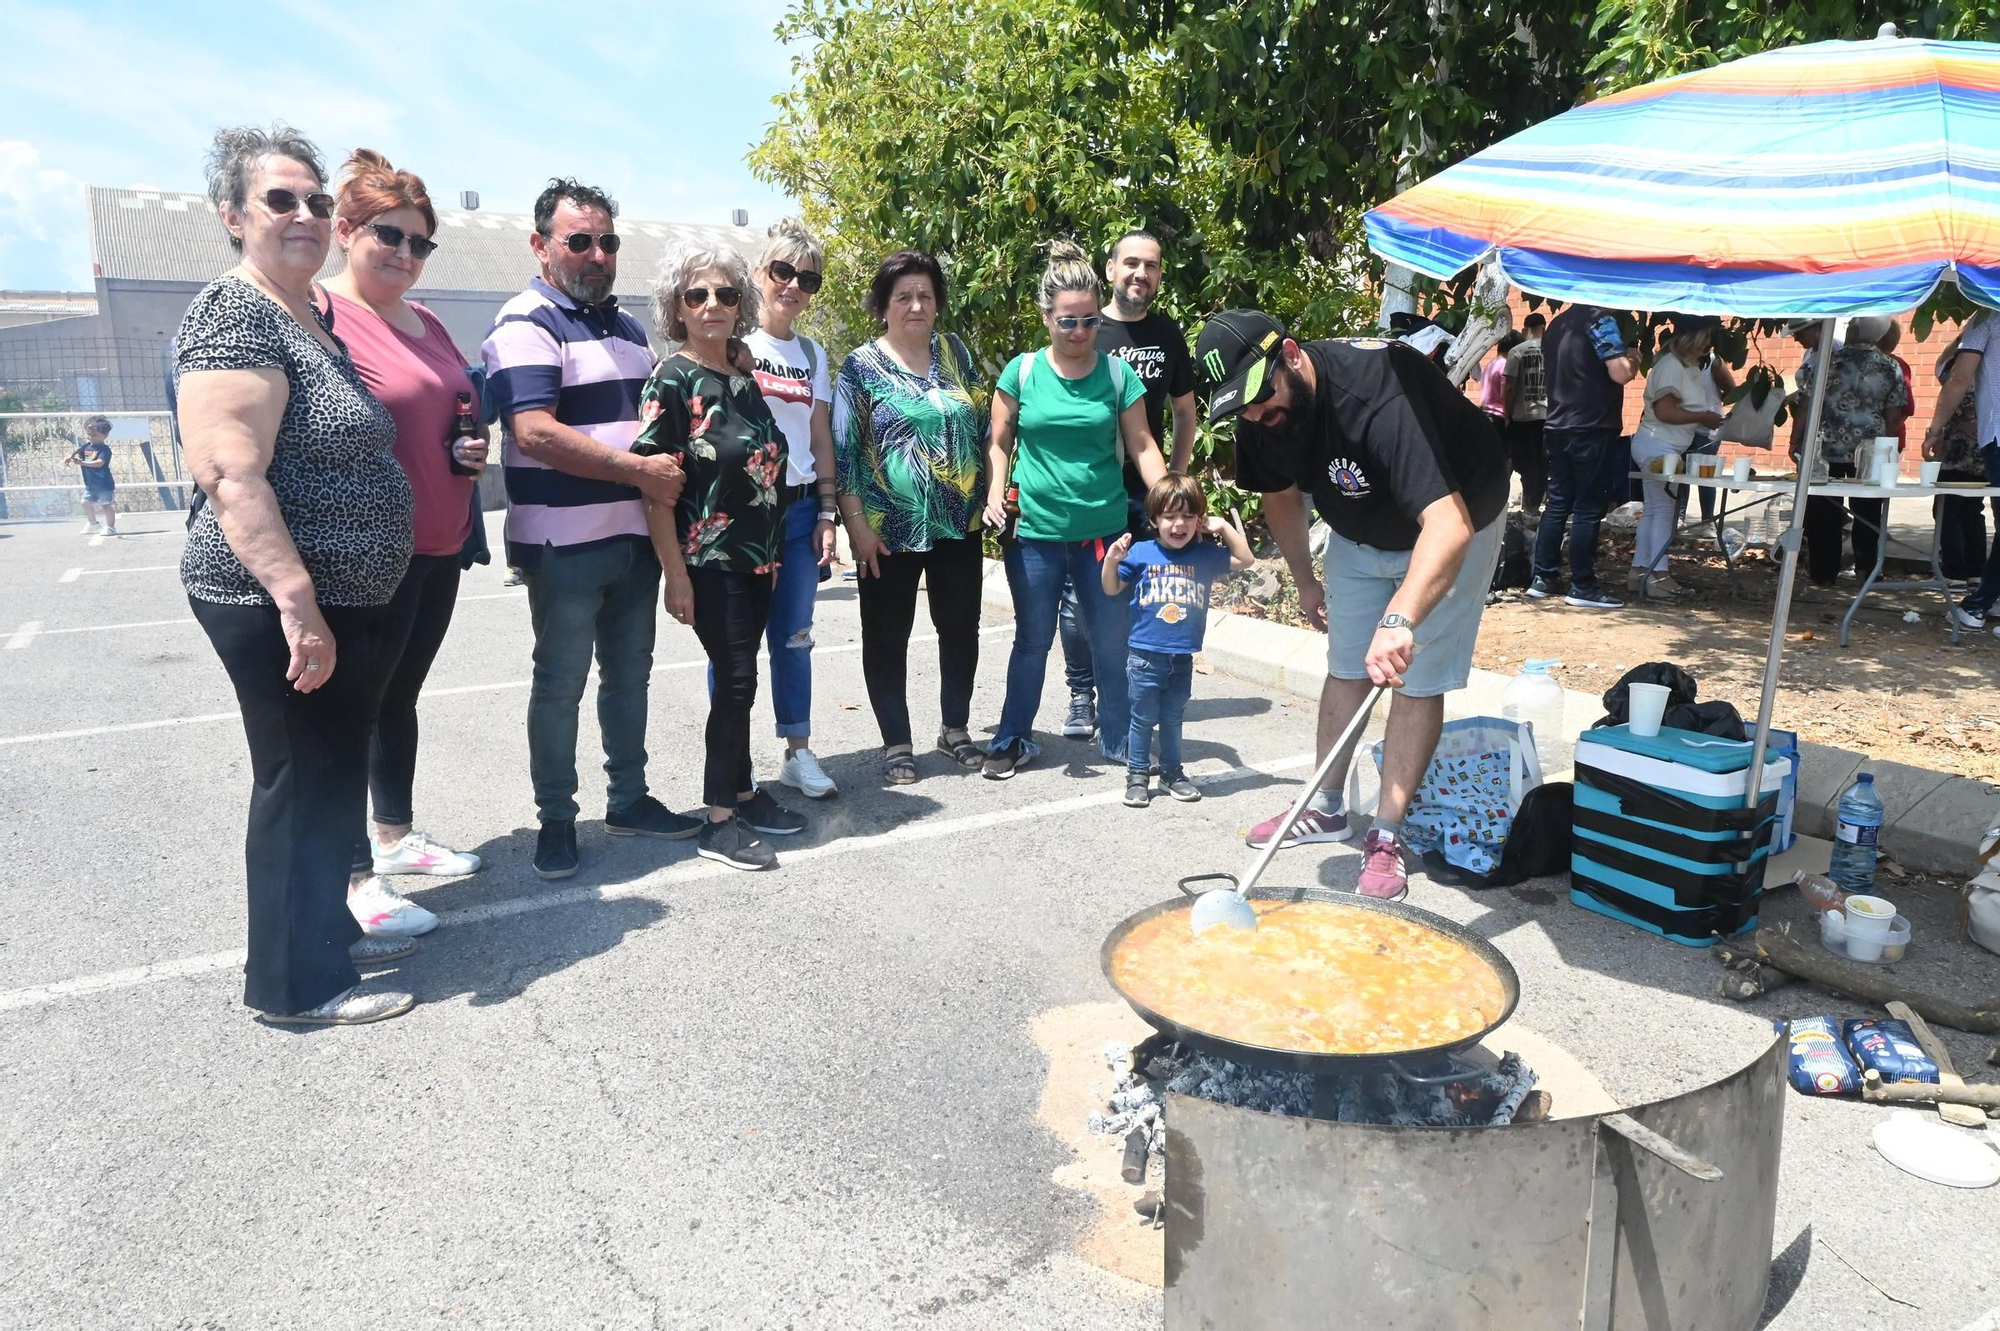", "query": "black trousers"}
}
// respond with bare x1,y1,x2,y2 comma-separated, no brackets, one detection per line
192,596,392,1015
855,535,984,748
689,566,773,809
1505,418,1546,512
349,553,463,870
1803,461,1885,585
